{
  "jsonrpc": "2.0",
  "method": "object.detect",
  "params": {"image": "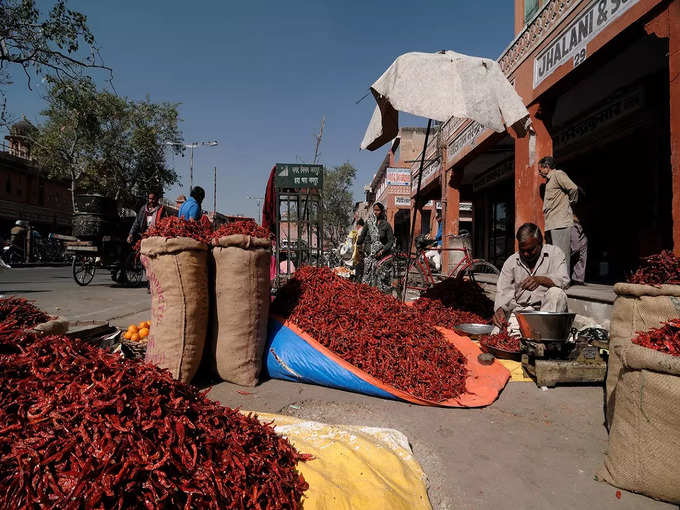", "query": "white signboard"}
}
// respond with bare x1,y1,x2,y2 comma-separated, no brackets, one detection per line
394,196,411,207
386,168,411,186
447,121,484,161
533,0,639,88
